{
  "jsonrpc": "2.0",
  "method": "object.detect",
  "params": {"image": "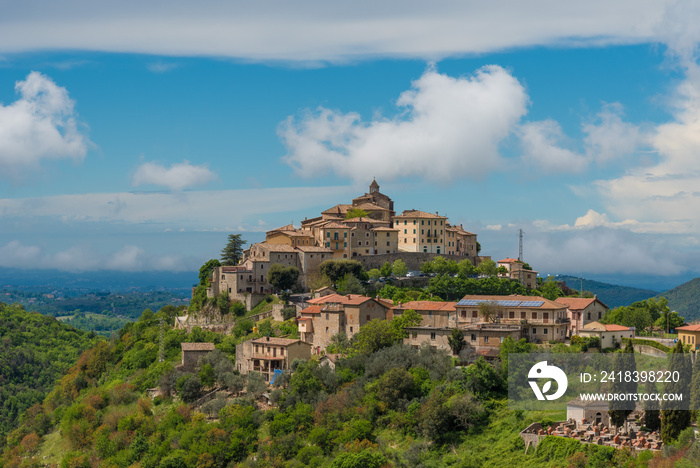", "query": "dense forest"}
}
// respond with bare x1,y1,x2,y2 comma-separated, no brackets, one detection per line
0,302,100,448
2,305,699,467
